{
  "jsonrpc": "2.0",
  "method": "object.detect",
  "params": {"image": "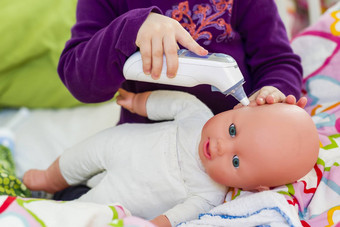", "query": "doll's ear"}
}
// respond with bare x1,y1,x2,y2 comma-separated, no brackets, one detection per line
255,185,270,192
